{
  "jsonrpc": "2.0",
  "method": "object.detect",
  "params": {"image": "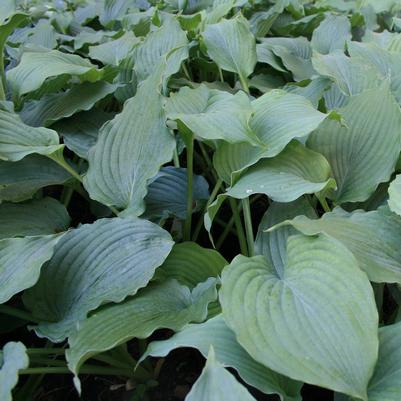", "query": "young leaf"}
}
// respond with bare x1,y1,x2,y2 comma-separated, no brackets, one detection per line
24,217,174,342
142,315,303,401
220,235,378,400
0,234,63,304
184,347,258,401
0,197,70,240
203,15,257,86
308,84,401,203
66,279,217,392
154,242,227,287
0,342,29,401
